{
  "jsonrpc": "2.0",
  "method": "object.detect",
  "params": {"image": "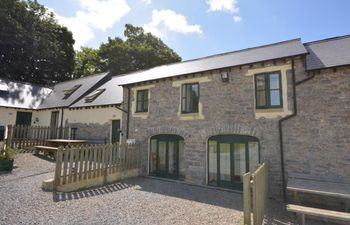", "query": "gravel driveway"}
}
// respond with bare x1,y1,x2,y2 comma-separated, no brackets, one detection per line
0,153,296,225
